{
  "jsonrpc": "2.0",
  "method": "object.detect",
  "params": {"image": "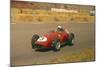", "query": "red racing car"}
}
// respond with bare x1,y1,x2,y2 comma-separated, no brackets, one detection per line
31,26,75,51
